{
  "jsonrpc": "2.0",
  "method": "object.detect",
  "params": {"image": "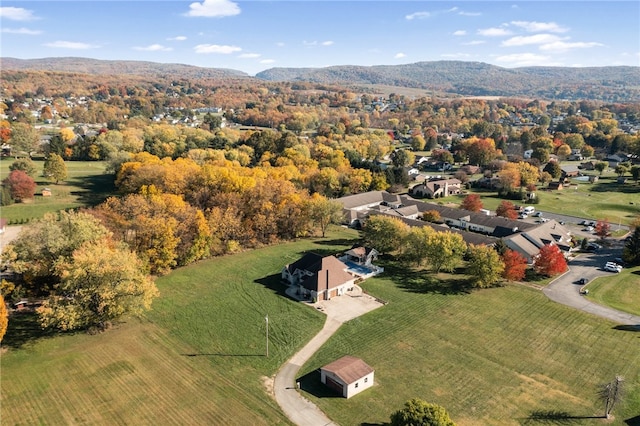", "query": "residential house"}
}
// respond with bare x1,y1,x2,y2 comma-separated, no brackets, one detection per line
409,178,461,199
320,356,374,398
282,253,356,301
579,161,597,170
342,246,379,266
560,165,581,181
548,181,563,190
